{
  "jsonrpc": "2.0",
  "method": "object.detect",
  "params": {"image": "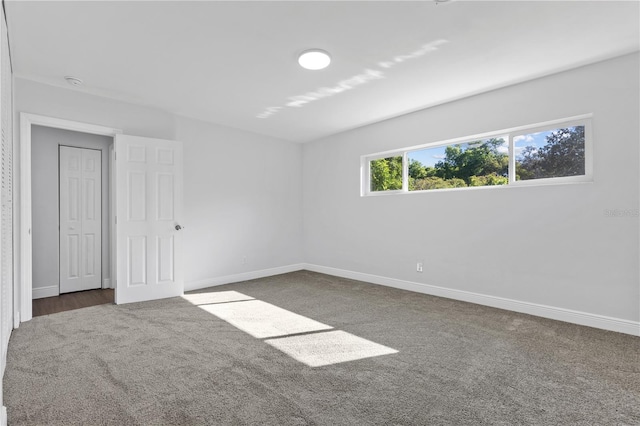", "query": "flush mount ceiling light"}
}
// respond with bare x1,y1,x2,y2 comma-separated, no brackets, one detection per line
64,76,83,86
298,49,331,70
